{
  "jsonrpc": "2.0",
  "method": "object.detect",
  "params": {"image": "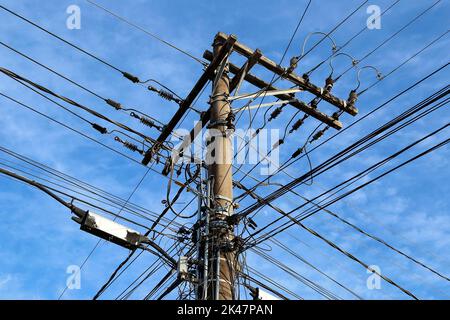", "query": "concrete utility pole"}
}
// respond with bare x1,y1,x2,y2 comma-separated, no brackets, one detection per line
206,34,236,300
139,30,355,300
